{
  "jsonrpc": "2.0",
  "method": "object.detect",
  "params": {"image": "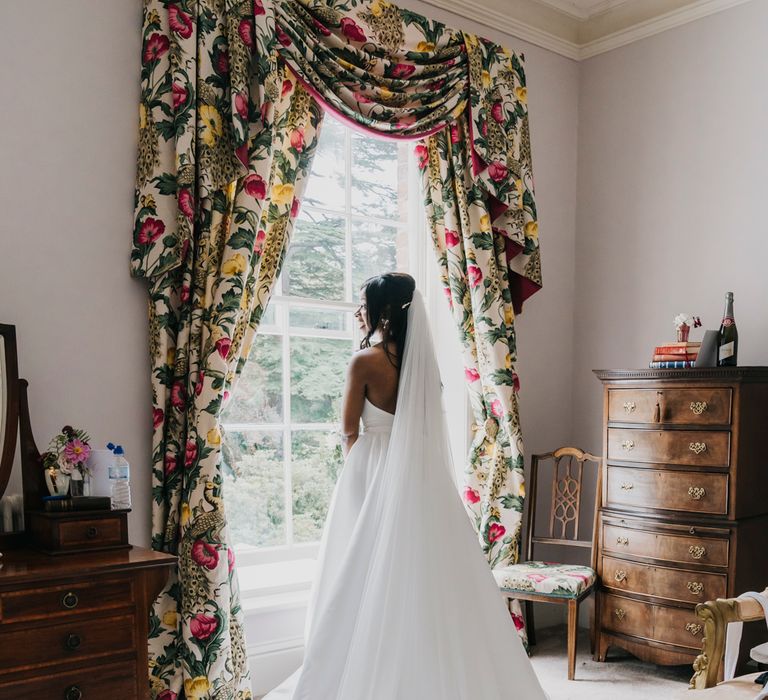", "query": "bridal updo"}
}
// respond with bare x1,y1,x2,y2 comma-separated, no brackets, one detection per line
360,272,416,369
